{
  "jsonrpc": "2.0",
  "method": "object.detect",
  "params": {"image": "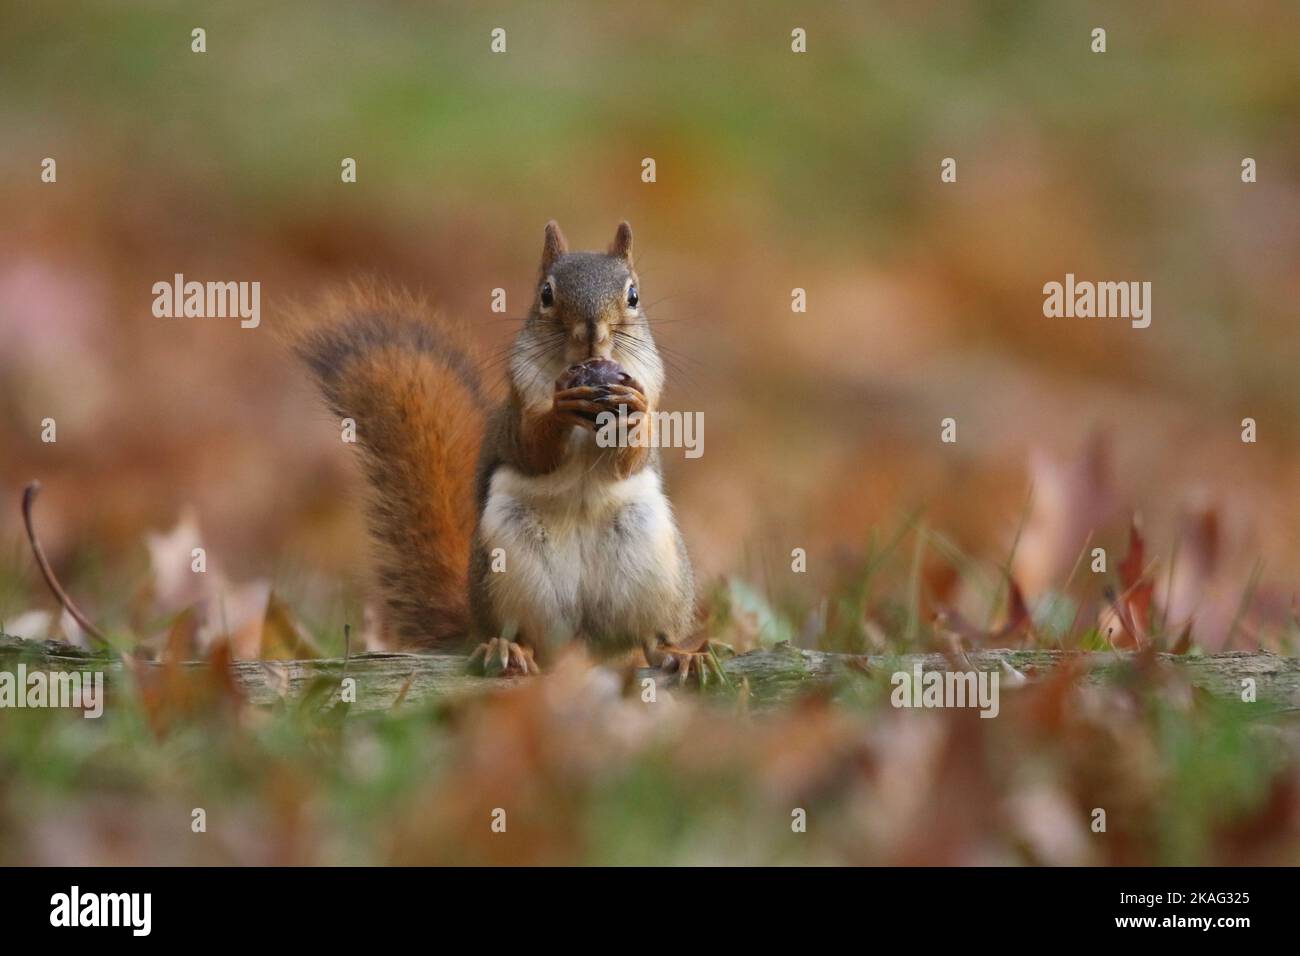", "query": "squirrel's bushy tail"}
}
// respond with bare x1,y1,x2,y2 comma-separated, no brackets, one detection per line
286,282,483,648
